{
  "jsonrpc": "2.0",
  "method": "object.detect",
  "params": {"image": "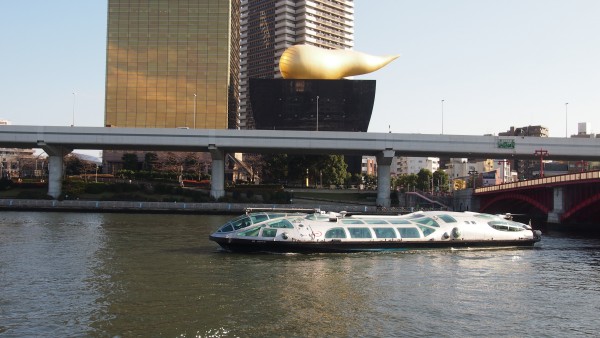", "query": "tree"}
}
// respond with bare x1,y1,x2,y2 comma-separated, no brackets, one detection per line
122,153,139,171
395,173,418,192
64,154,85,176
143,152,158,172
243,153,266,183
321,155,348,186
262,154,289,183
362,173,377,189
433,169,449,192
416,168,433,192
